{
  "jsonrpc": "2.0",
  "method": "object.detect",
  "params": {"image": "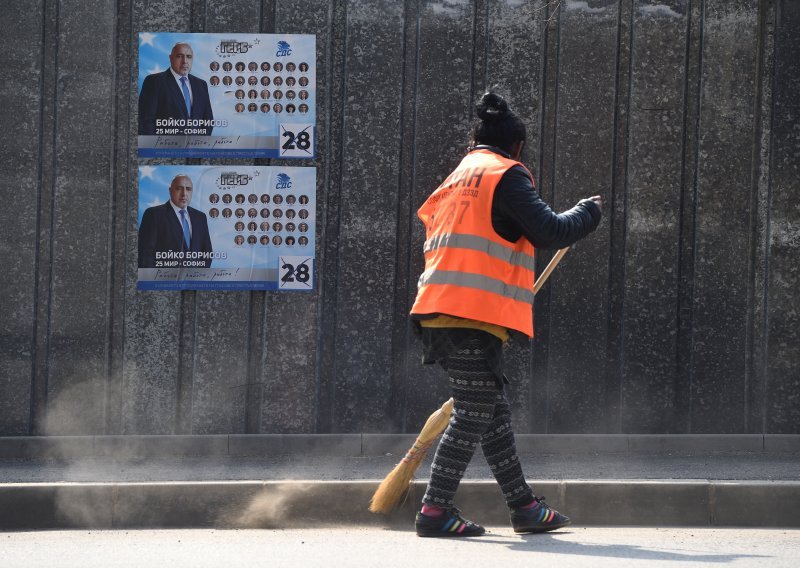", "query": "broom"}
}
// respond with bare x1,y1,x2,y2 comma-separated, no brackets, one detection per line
368,397,455,513
368,247,571,514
